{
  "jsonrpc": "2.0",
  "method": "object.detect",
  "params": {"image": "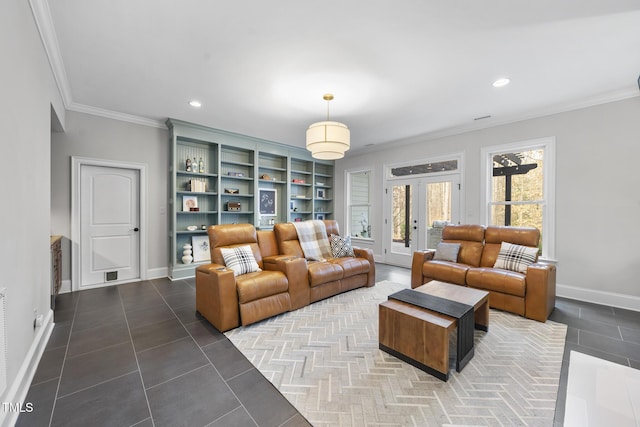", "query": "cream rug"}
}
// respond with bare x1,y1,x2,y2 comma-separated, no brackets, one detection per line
226,280,567,426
